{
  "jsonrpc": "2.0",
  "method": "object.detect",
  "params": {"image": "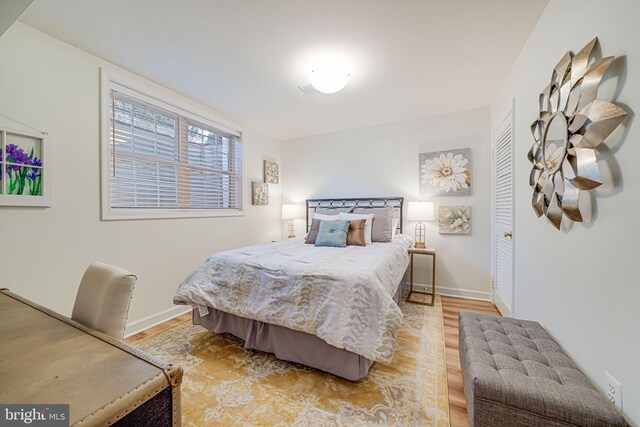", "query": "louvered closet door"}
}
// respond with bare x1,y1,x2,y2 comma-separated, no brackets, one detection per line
493,110,514,316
